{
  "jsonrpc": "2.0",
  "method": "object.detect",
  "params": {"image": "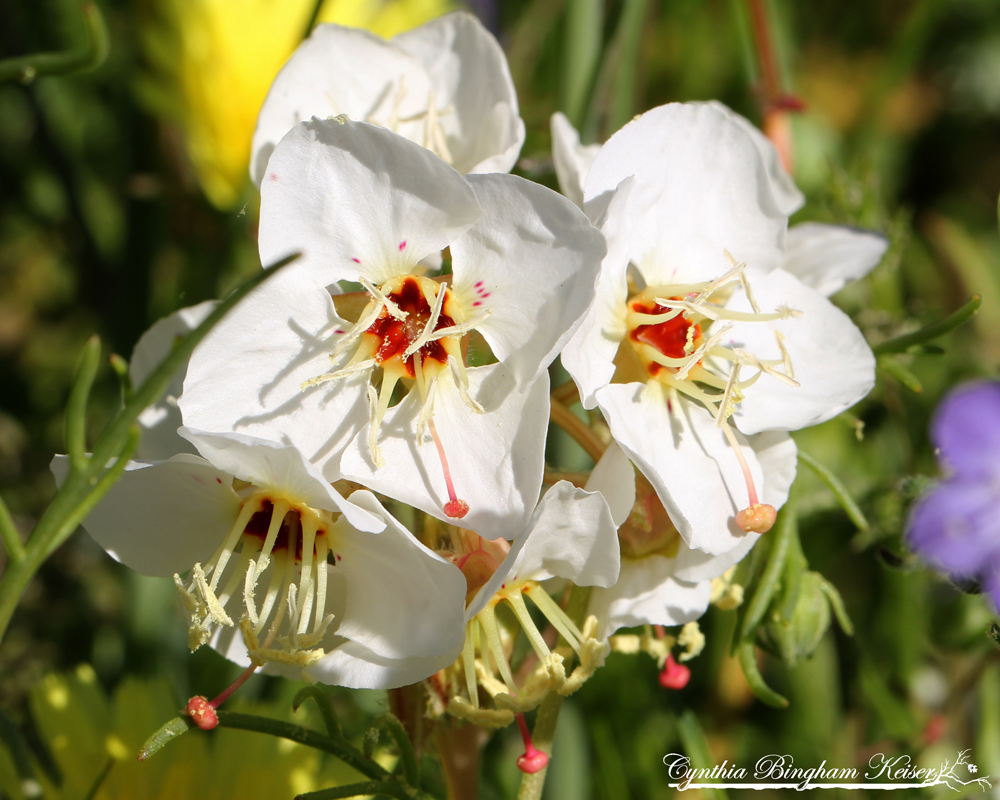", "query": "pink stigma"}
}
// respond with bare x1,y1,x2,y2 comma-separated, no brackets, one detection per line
428,417,469,520
186,696,218,730
659,654,691,690
515,713,549,774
